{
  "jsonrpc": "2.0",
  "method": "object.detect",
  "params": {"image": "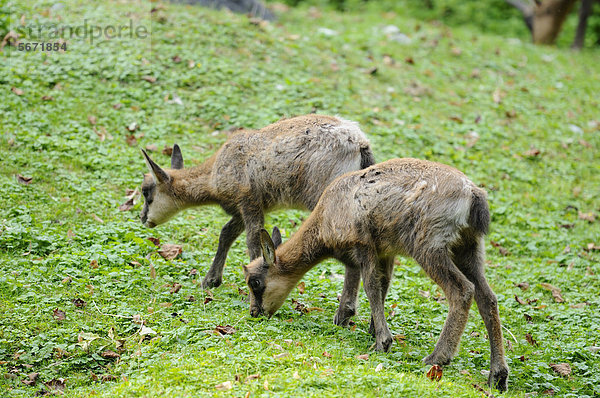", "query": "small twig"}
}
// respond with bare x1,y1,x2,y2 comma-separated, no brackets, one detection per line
502,324,519,346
